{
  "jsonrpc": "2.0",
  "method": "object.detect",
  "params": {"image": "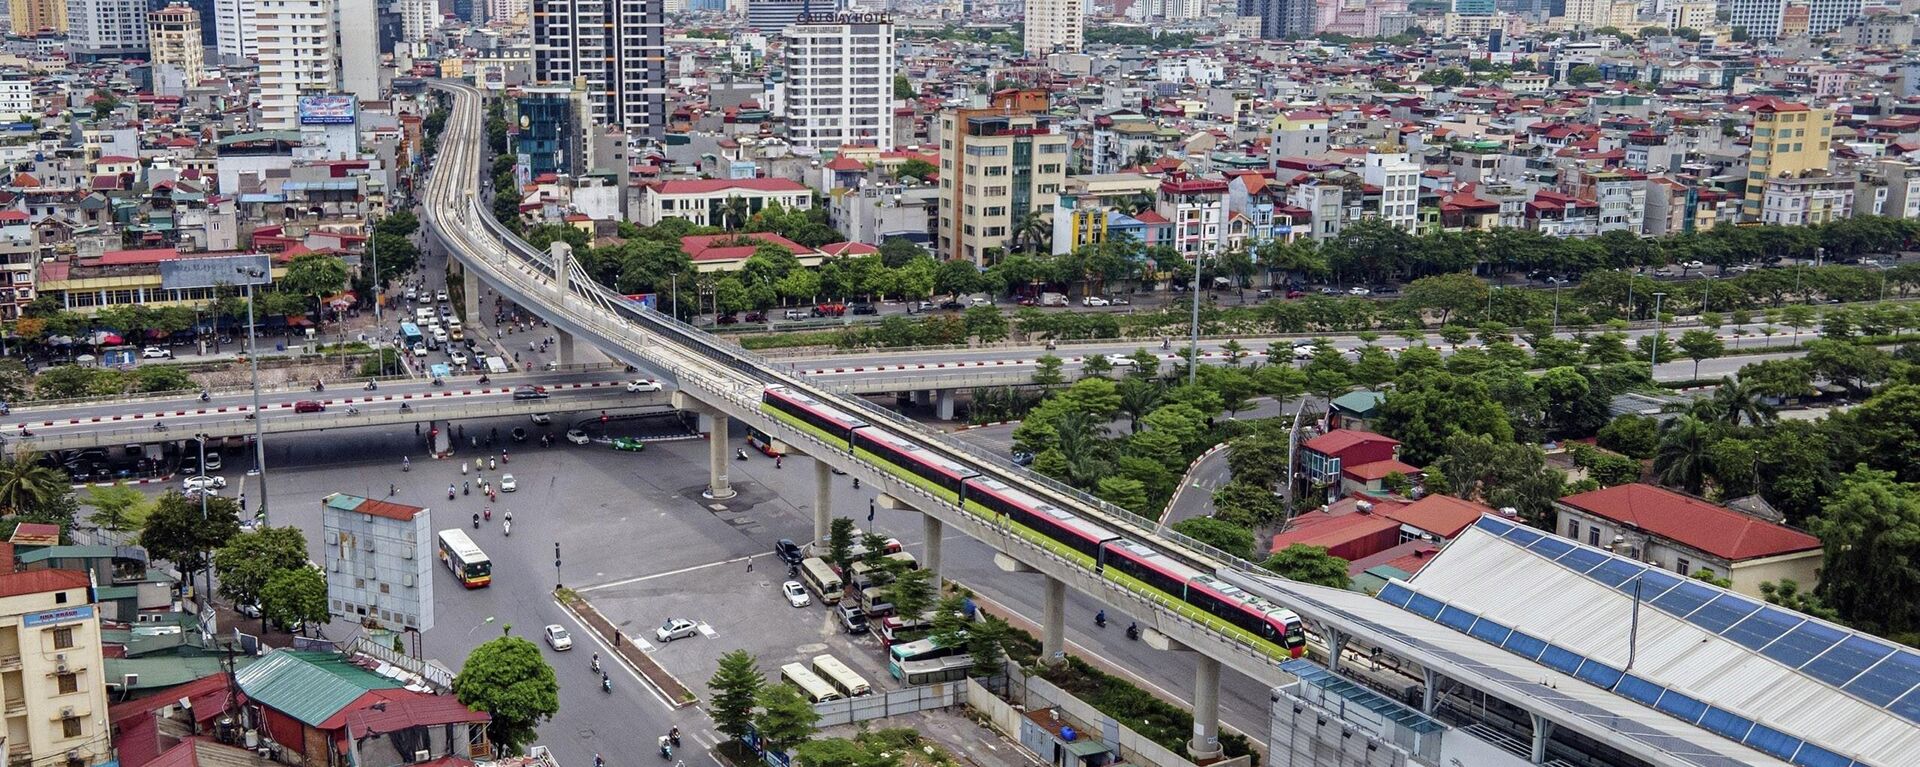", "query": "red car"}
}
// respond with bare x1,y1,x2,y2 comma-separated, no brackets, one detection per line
293,401,325,413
